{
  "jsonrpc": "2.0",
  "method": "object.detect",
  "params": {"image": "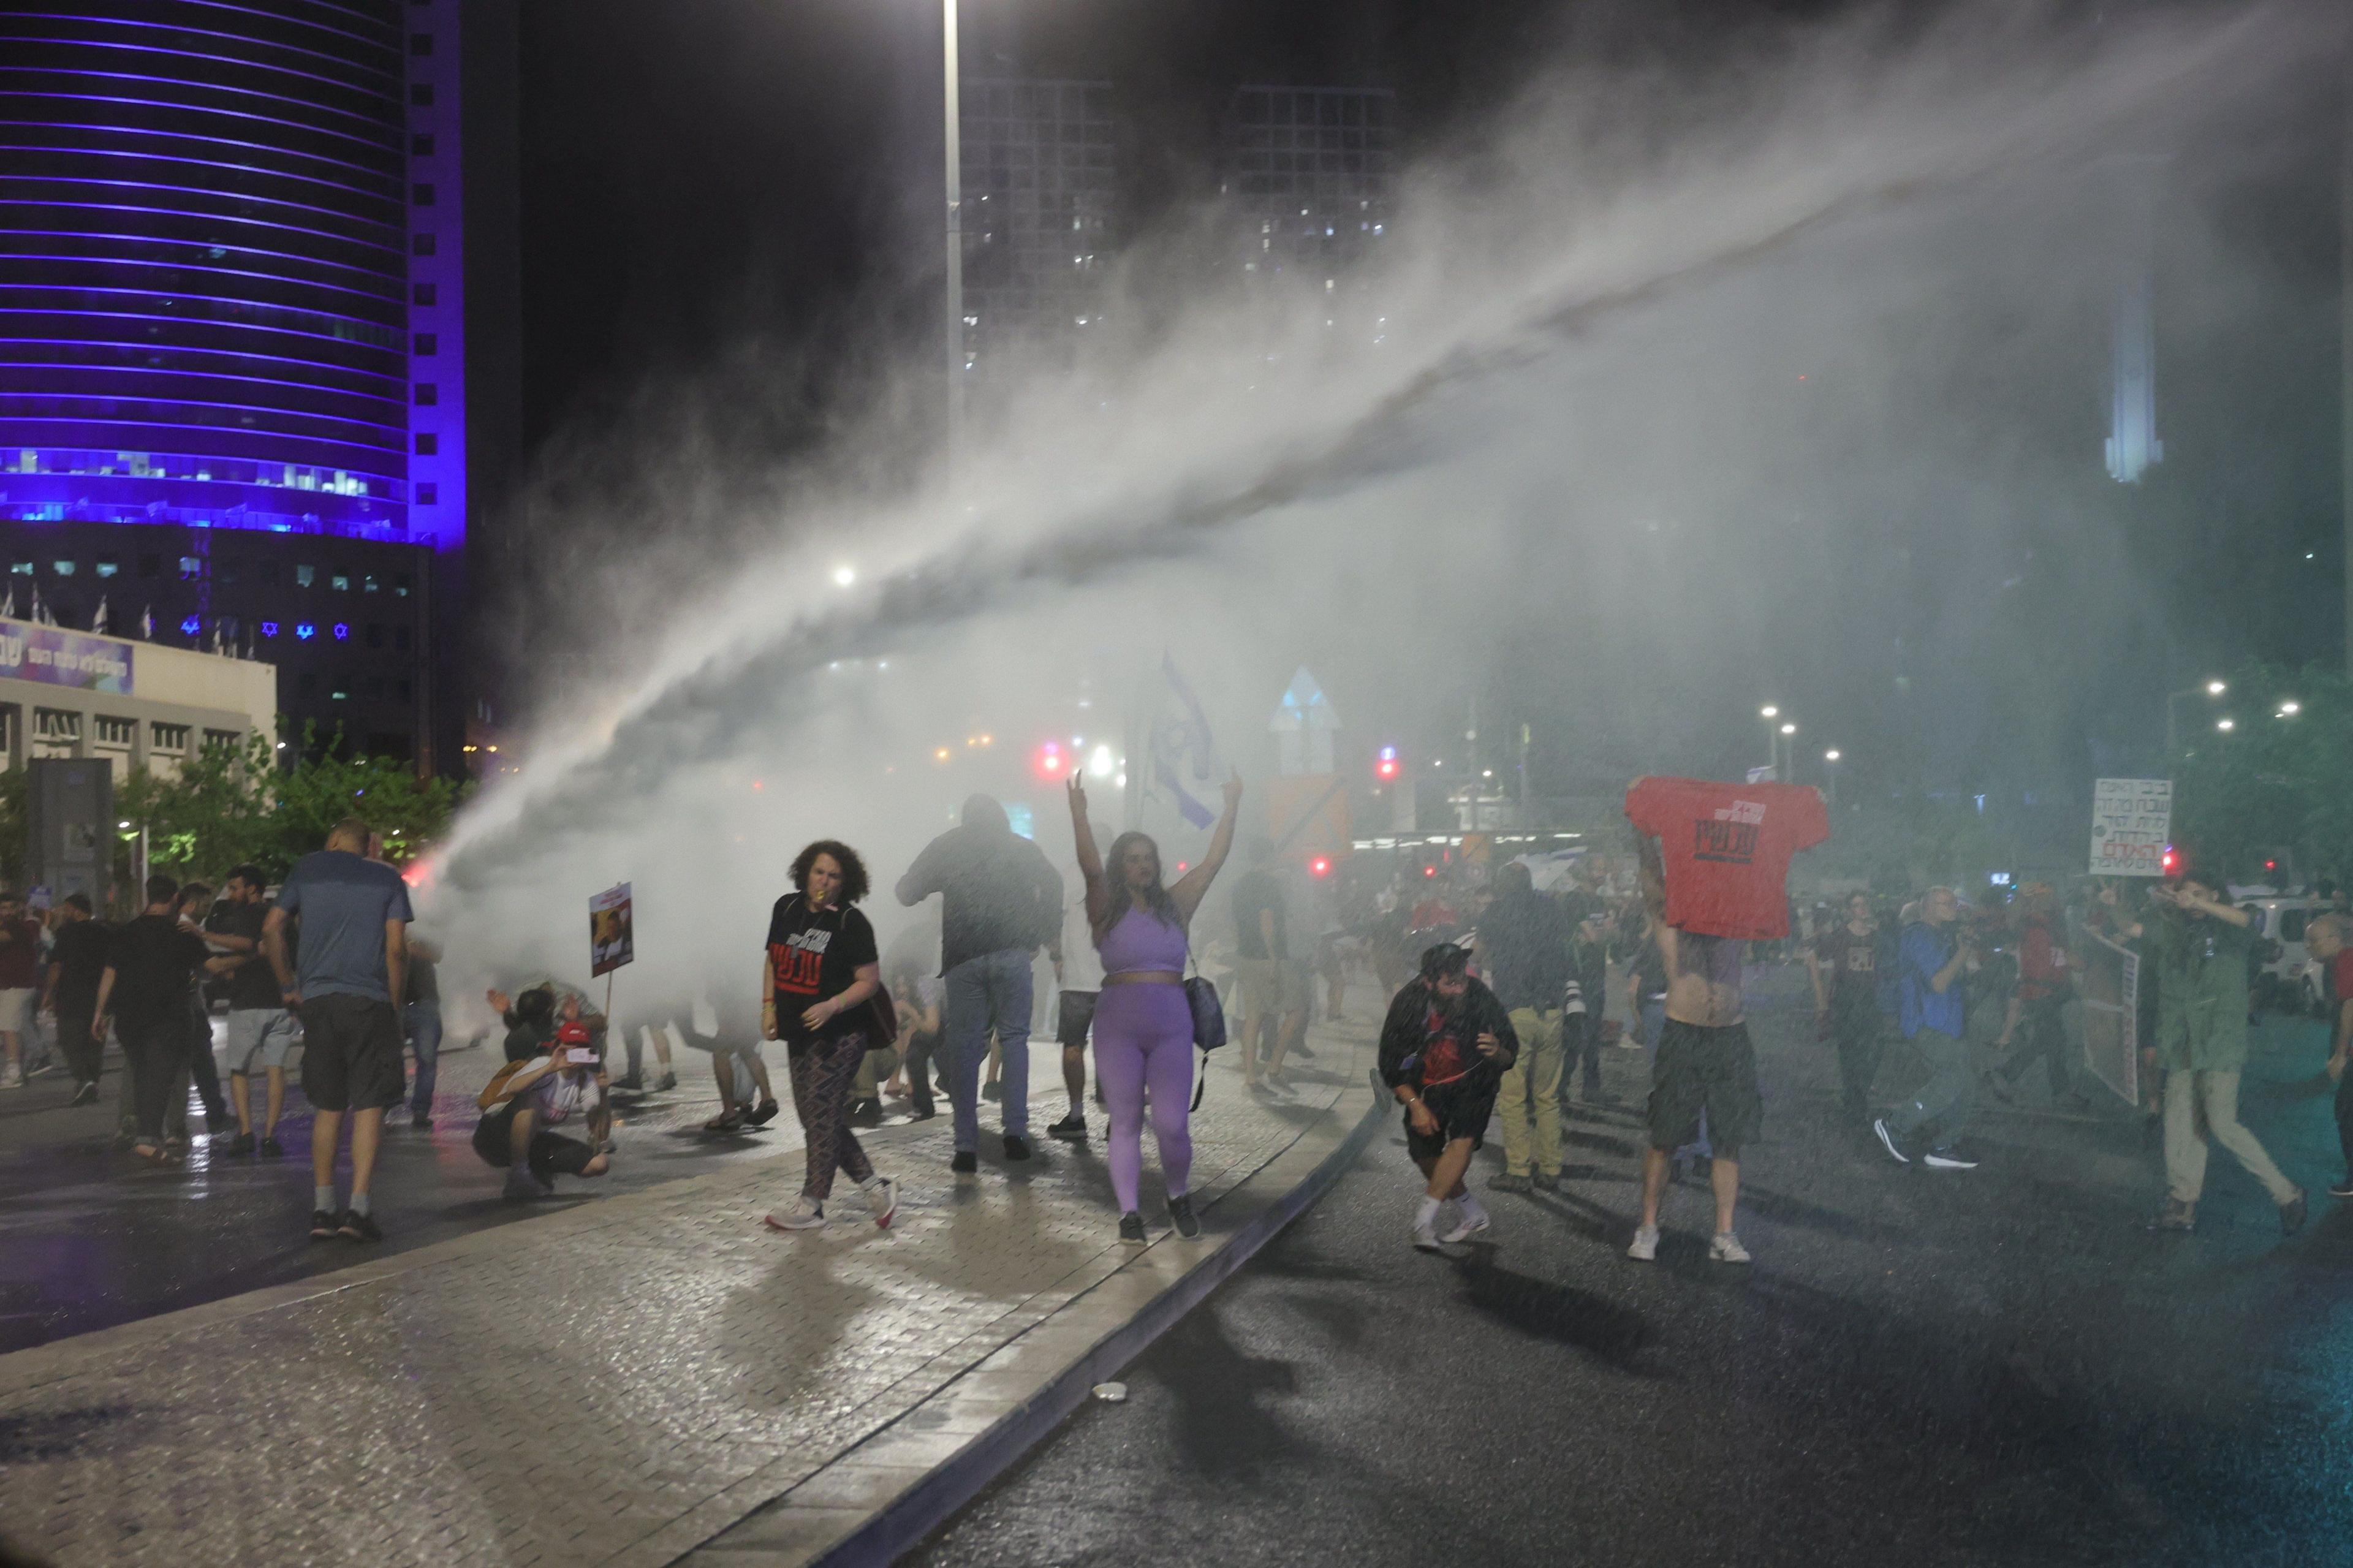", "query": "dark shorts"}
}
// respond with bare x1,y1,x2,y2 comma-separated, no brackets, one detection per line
297,993,406,1113
1404,1078,1498,1163
1648,1019,1763,1158
1058,990,1099,1050
471,1106,599,1180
